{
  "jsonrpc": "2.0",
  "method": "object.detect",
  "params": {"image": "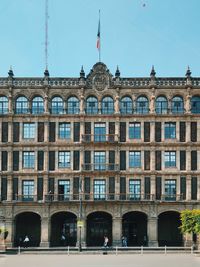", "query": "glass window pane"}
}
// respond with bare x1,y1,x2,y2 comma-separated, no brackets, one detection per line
129,123,141,139
23,123,35,139
58,151,71,168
